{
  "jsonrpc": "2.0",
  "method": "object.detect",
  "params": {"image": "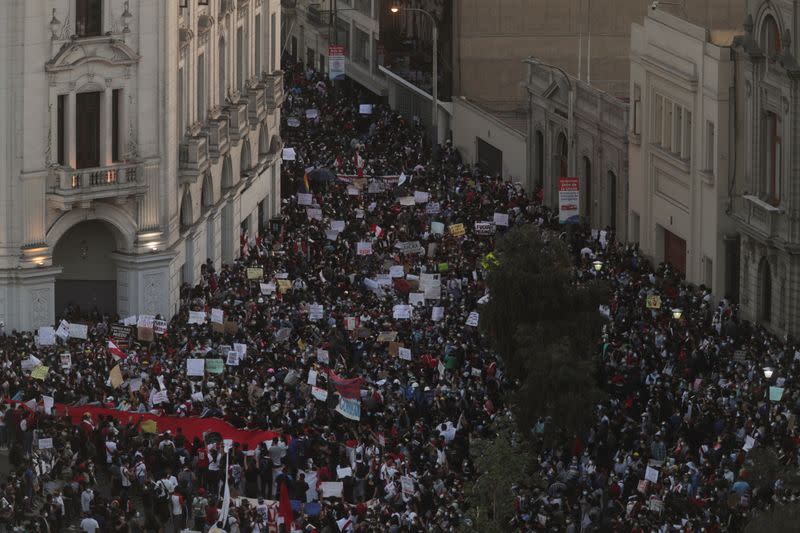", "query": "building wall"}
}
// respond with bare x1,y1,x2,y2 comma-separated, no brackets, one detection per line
451,97,527,186
730,0,800,335
456,0,747,103
628,9,736,298
527,62,629,237
283,0,386,95
0,0,282,330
